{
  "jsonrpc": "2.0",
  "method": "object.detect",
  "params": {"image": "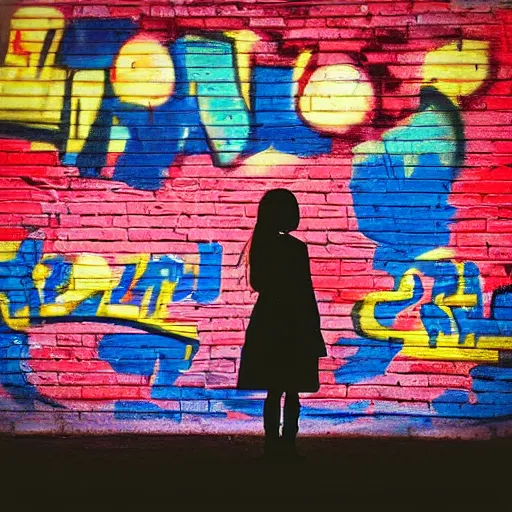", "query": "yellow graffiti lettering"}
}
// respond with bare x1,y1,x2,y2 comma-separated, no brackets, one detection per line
416,248,456,261
38,254,118,317
435,262,478,309
477,336,512,350
32,261,51,304
0,7,66,130
95,255,197,338
30,142,59,151
0,241,22,263
423,39,490,103
293,49,313,82
65,70,106,156
299,64,374,134
0,301,30,331
30,252,200,339
238,146,301,176
112,35,175,108
184,344,193,361
224,30,260,109
0,240,31,329
357,268,501,363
